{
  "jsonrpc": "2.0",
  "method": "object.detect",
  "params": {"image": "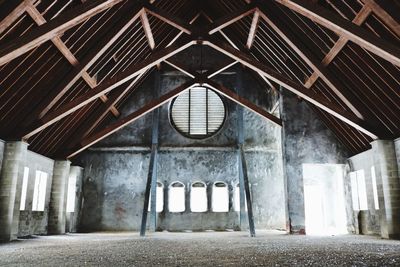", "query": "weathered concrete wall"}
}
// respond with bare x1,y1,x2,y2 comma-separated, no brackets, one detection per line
77,61,286,232
280,90,350,233
18,151,54,237
348,149,381,235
